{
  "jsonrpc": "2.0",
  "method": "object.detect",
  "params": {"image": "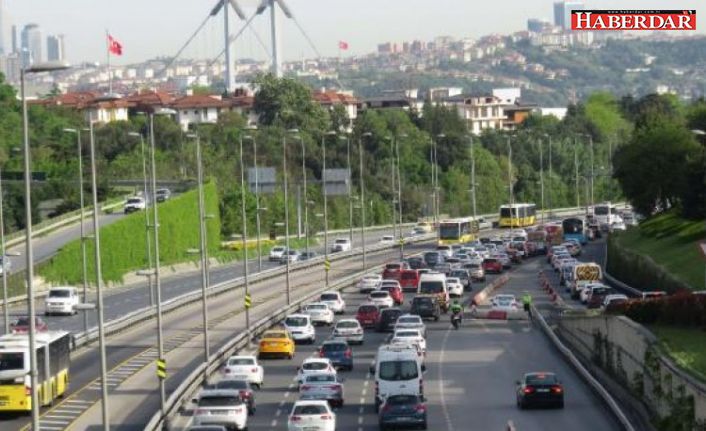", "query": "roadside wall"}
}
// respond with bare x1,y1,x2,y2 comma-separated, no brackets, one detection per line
557,315,706,429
